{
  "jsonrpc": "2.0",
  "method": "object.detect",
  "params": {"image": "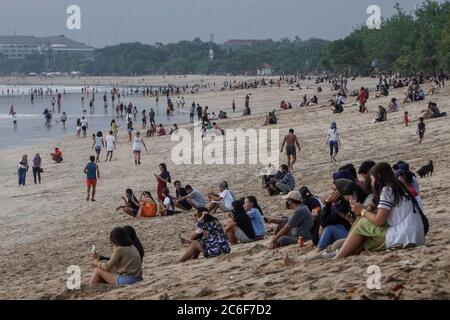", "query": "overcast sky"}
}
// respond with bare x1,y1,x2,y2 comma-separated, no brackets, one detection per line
0,0,443,47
